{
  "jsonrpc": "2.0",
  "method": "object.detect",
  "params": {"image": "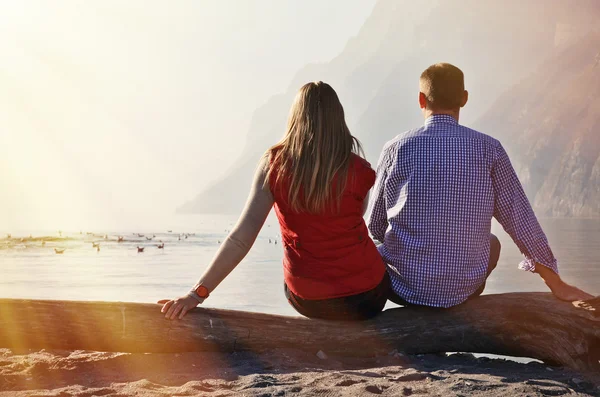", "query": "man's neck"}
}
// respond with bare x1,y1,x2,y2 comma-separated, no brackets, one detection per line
423,109,460,123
